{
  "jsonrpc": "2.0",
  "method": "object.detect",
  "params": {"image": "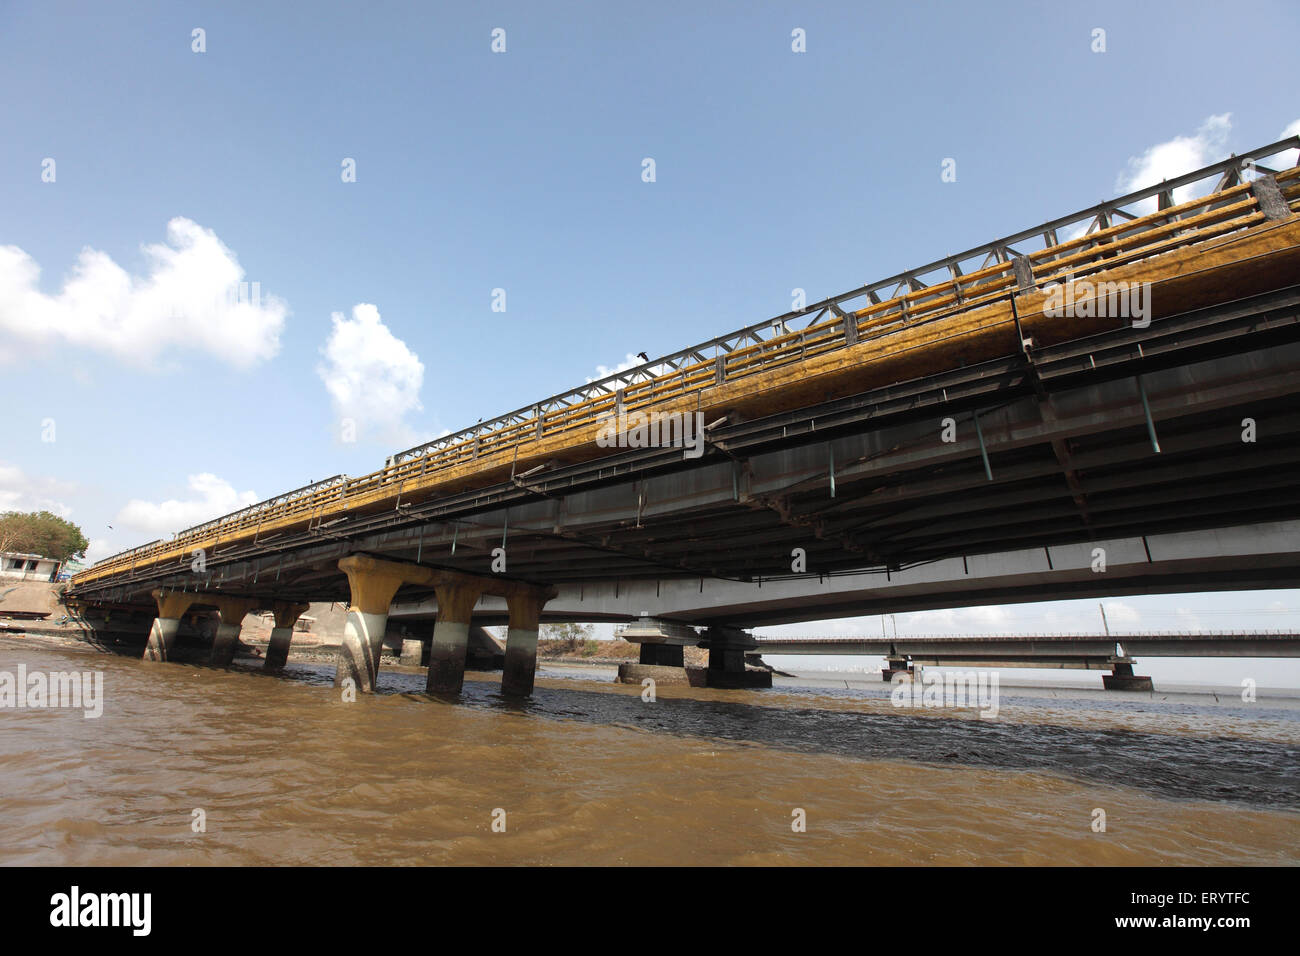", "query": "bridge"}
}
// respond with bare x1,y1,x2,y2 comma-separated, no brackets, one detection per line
749,630,1300,690
610,620,1300,690
65,138,1300,699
